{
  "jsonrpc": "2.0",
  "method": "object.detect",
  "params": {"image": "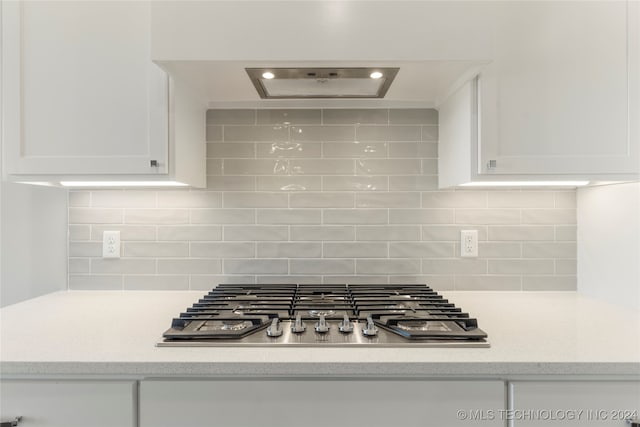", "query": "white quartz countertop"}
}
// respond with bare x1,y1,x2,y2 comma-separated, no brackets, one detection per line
1,290,638,379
